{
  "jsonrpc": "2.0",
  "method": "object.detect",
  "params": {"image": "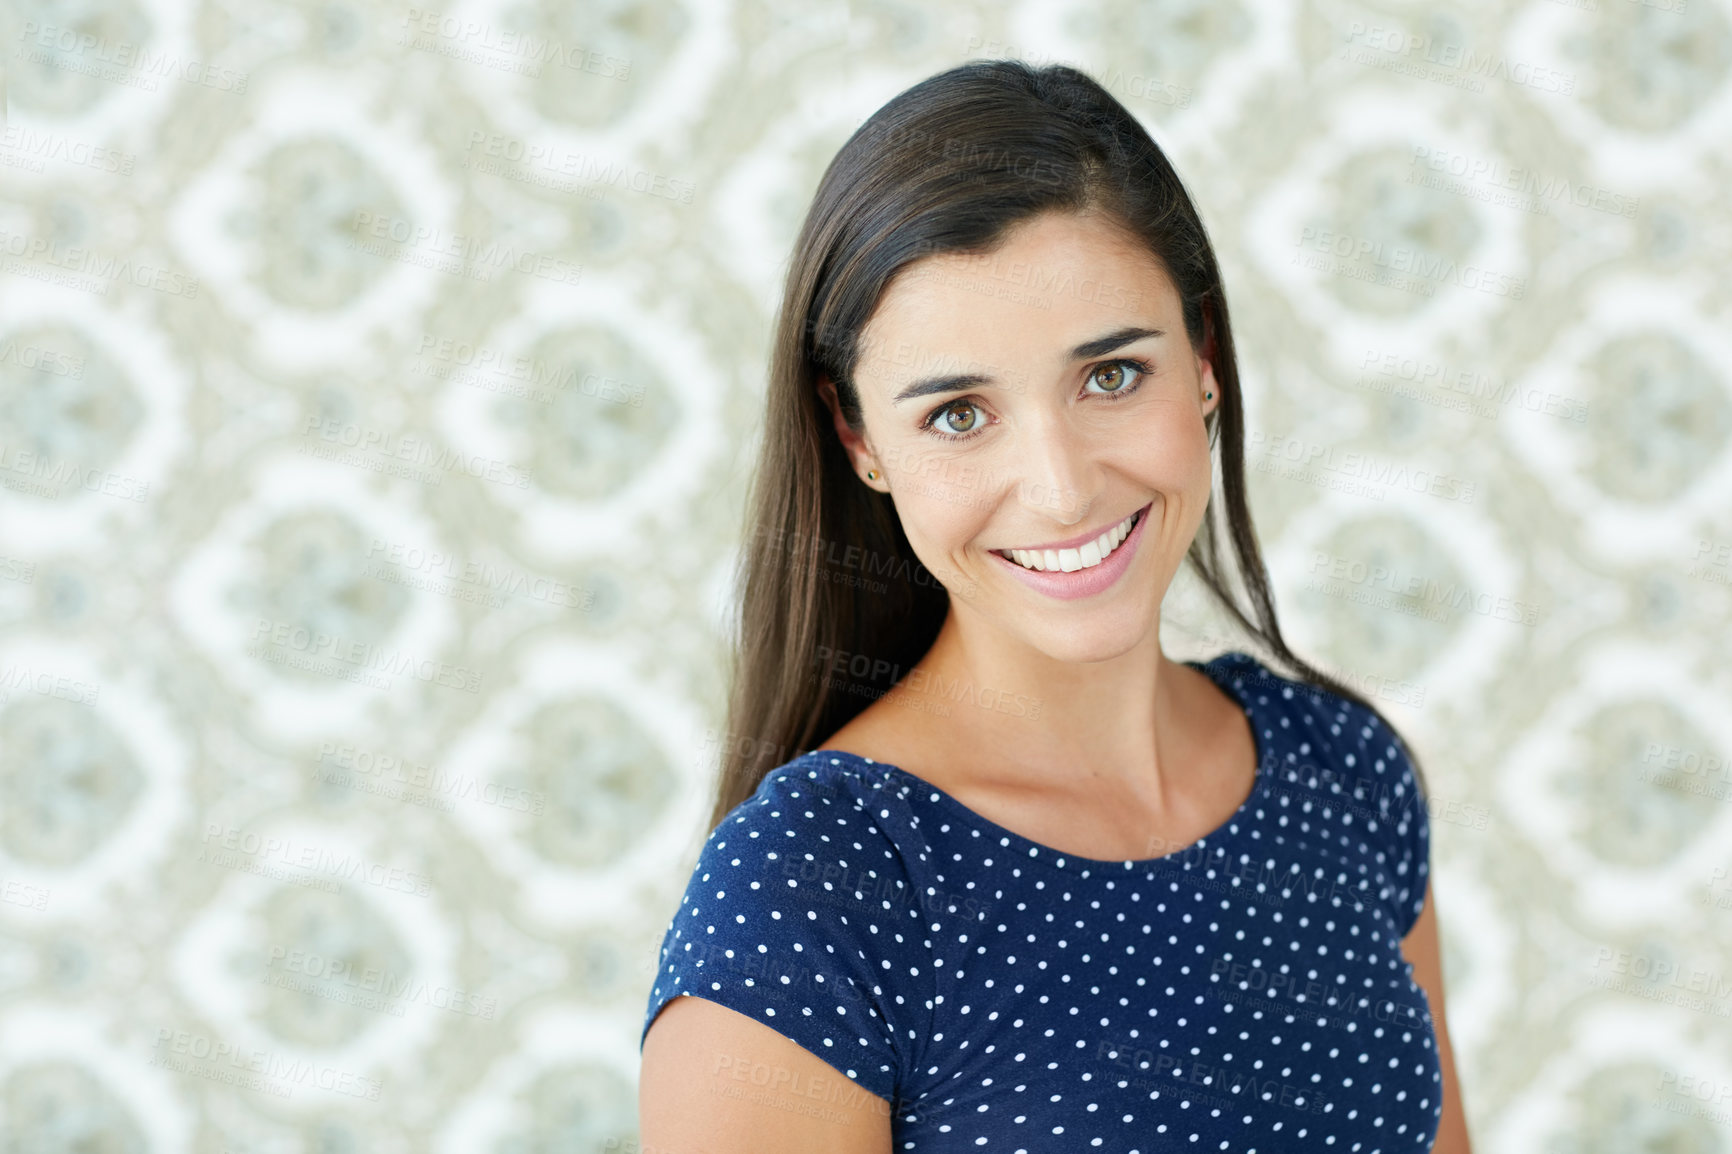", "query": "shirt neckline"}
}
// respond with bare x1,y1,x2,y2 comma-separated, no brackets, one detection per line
809,650,1271,872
